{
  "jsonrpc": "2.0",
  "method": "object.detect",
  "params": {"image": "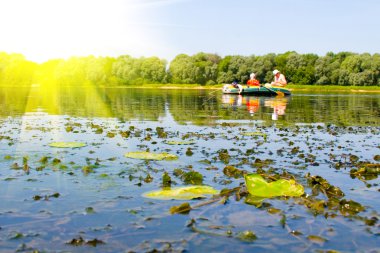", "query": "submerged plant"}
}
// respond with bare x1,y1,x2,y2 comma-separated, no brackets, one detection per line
142,185,219,200
223,165,245,178
162,172,172,187
165,140,195,145
124,151,178,161
350,163,380,181
170,202,192,214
